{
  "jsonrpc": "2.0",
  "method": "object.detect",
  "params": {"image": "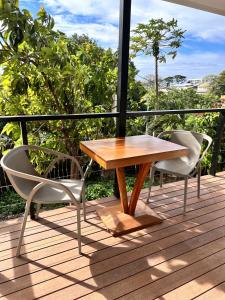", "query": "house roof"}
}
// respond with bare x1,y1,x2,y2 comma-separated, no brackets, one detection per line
163,0,225,16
